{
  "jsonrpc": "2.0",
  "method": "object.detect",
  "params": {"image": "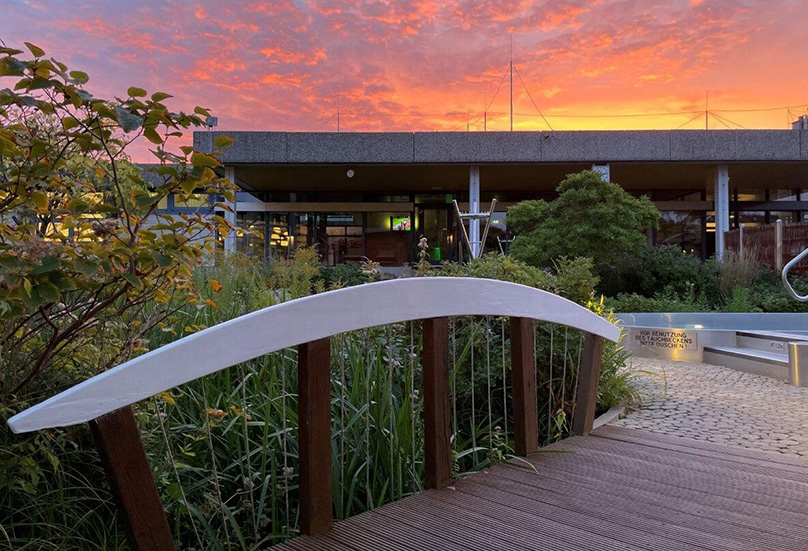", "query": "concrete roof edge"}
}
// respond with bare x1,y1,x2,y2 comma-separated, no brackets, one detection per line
196,130,805,164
